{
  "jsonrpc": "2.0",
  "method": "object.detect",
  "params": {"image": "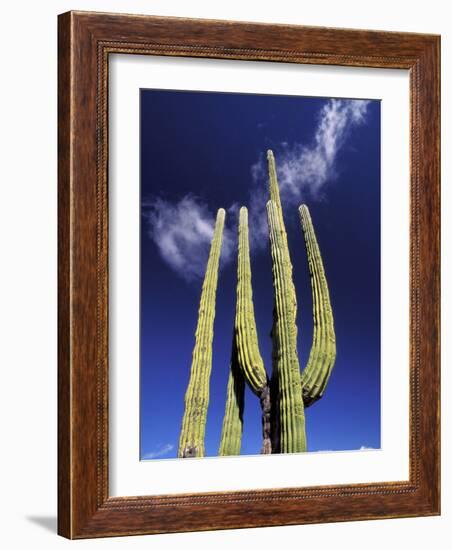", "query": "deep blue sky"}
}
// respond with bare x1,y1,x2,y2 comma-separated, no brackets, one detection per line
140,89,381,460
